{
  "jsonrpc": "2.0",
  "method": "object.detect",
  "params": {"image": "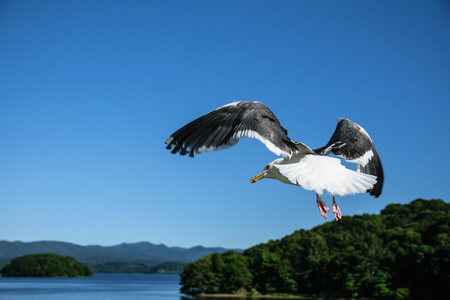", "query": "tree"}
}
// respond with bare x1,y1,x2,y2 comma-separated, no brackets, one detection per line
180,251,252,295
221,251,252,292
